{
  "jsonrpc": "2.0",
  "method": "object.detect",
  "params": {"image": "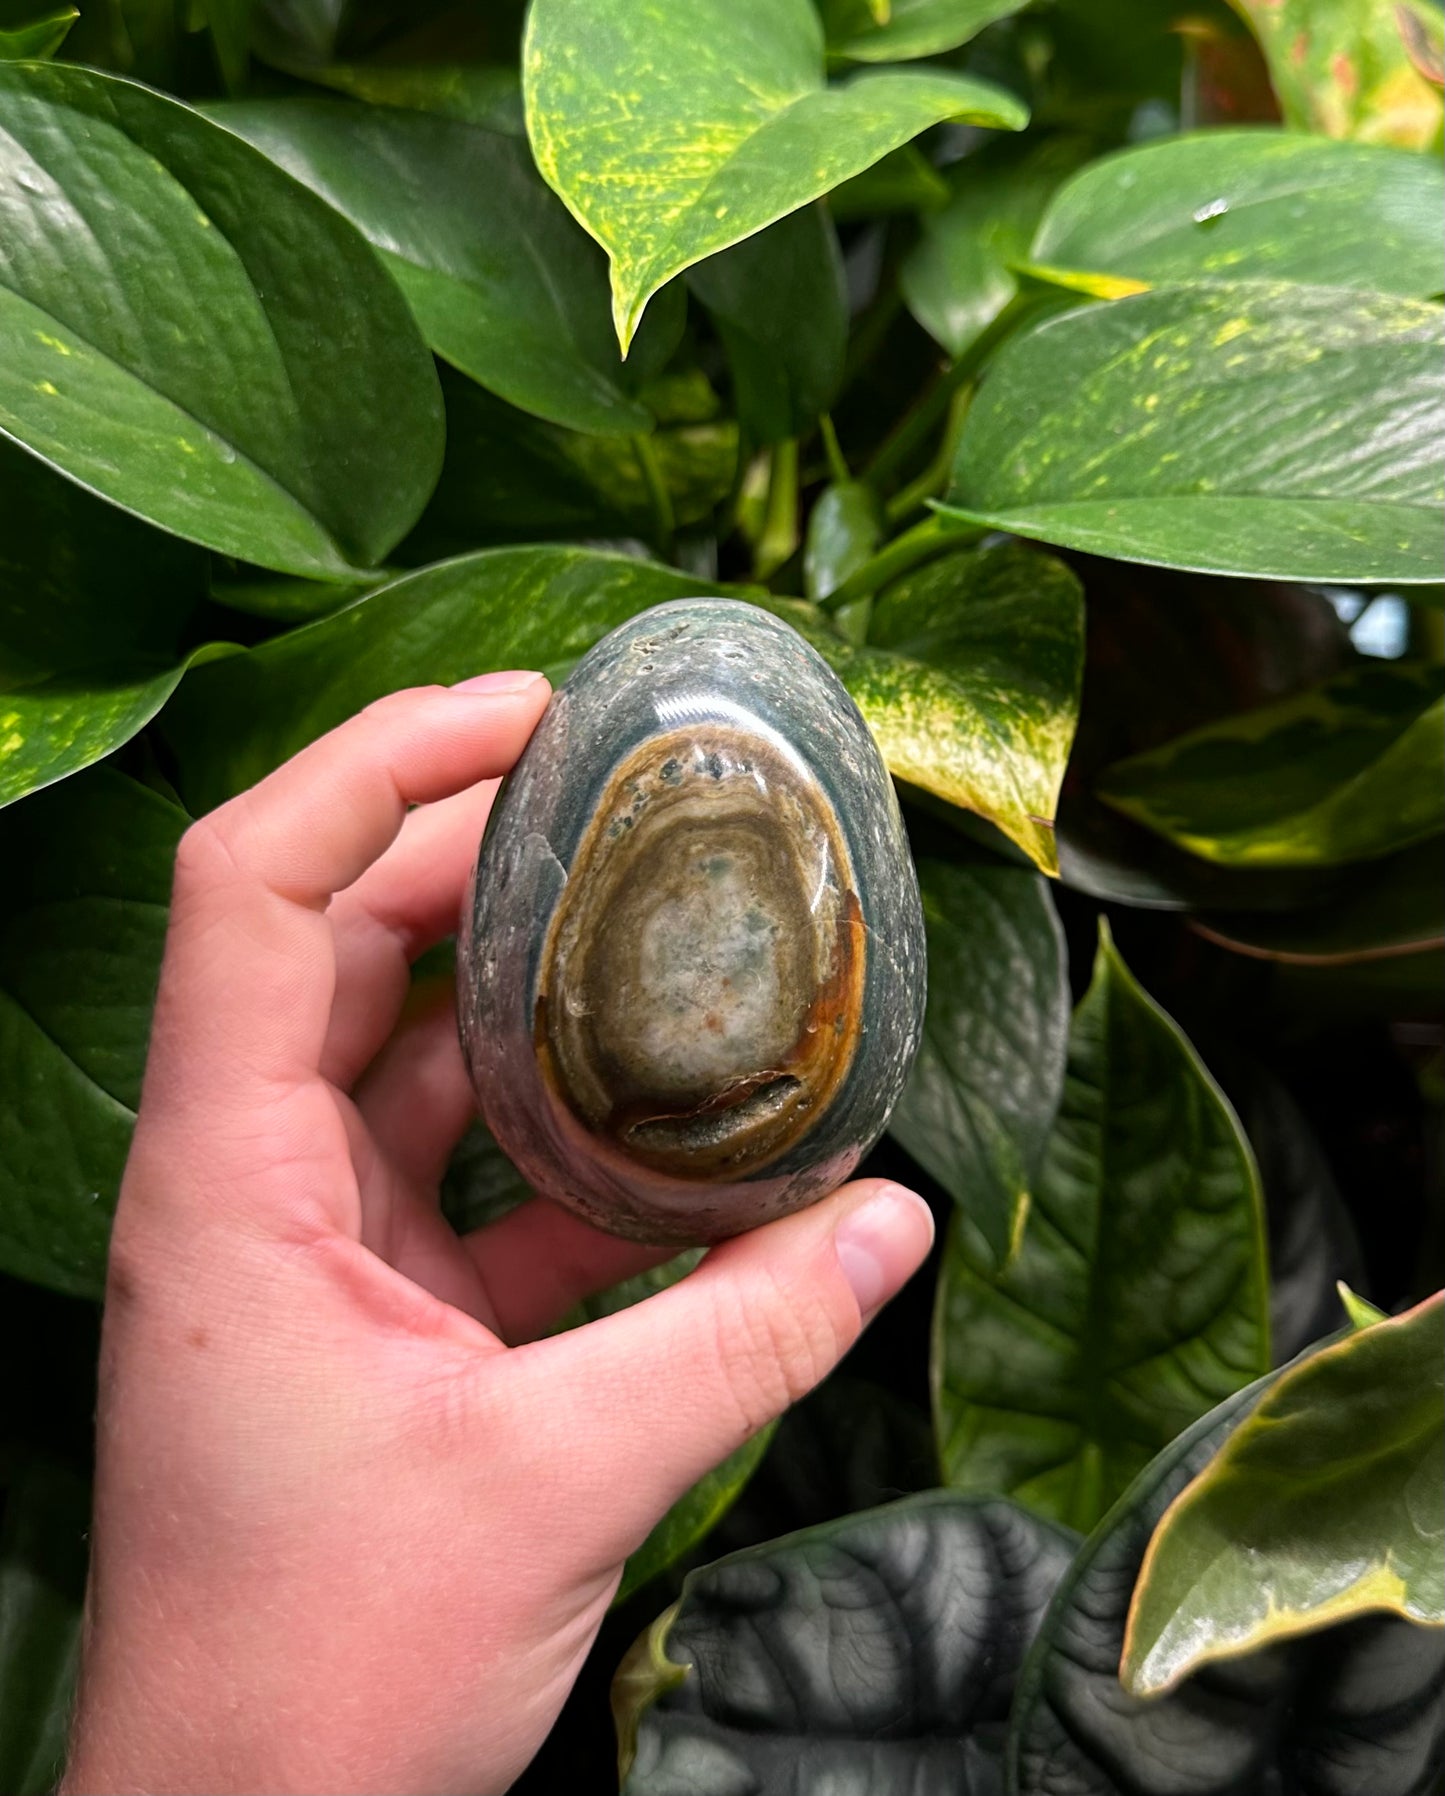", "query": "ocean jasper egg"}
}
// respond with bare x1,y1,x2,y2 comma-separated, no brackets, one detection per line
457,598,925,1245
